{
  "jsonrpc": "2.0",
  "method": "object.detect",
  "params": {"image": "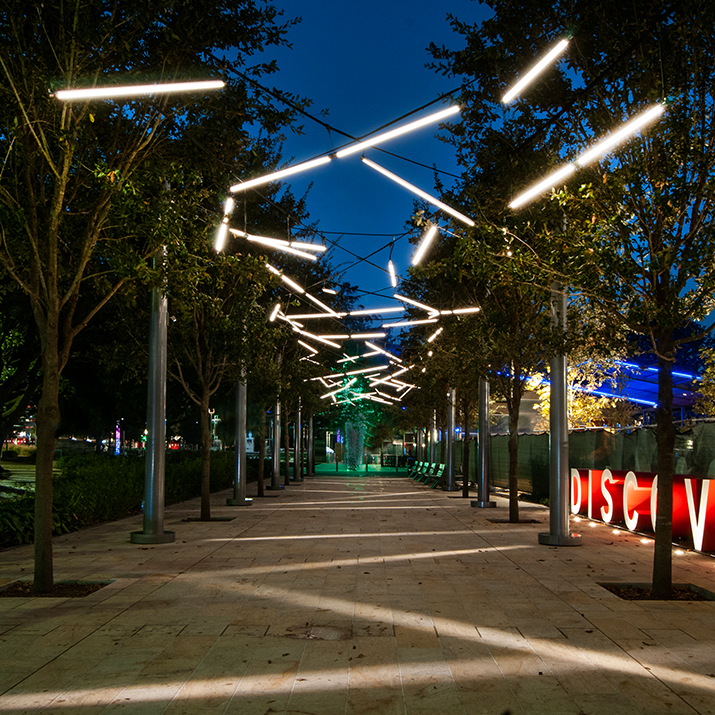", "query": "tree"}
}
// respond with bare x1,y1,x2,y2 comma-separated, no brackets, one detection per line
430,0,715,595
0,0,304,592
